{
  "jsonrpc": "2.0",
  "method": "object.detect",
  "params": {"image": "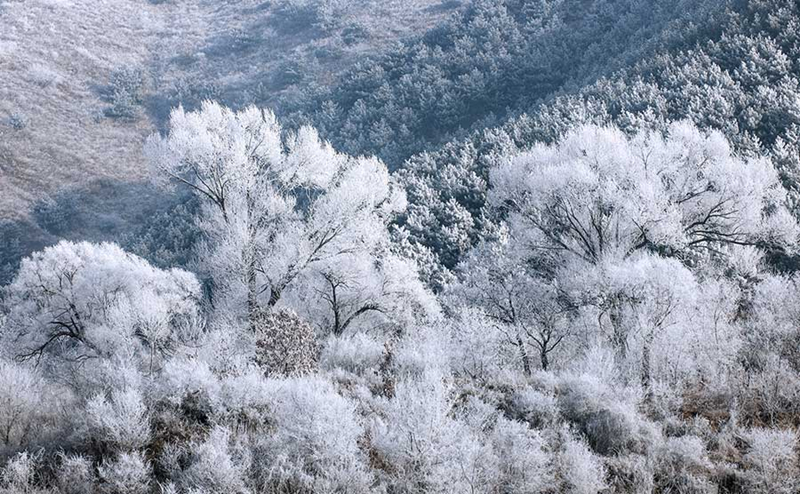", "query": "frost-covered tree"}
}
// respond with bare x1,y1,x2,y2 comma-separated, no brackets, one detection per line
562,253,698,393
147,102,428,332
741,273,800,423
741,428,800,493
252,376,373,492
750,273,800,368
449,121,798,393
490,121,798,265
290,251,441,335
370,370,500,492
2,241,202,387
468,121,799,380
450,236,573,374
